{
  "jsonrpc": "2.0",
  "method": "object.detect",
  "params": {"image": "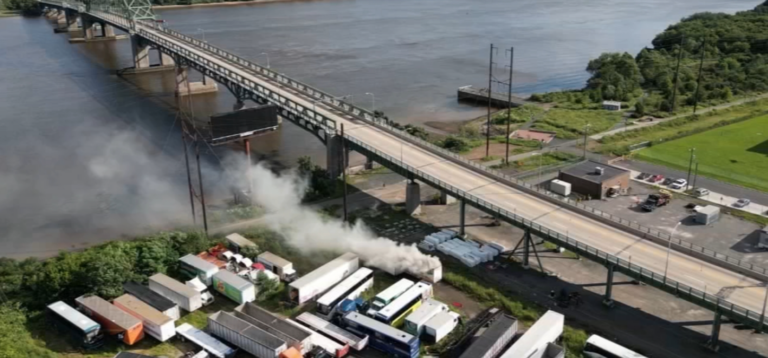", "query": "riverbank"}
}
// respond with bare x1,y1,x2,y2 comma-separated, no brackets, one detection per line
153,0,307,10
